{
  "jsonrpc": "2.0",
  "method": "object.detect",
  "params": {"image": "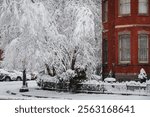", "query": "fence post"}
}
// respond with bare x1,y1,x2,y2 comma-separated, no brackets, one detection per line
101,84,105,93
